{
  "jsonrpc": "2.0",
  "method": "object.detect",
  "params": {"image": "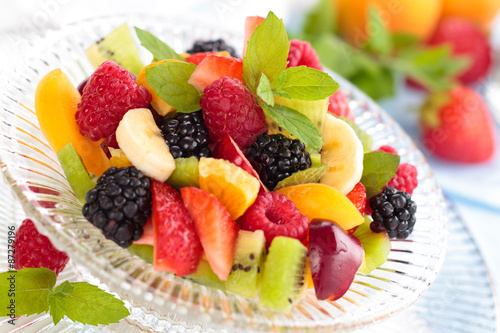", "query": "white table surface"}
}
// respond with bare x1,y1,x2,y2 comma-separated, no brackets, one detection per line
0,0,499,330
